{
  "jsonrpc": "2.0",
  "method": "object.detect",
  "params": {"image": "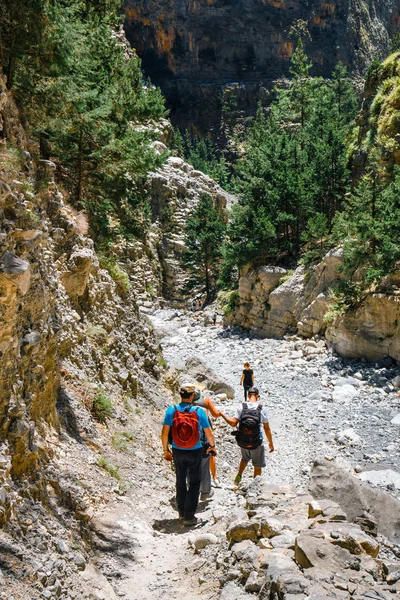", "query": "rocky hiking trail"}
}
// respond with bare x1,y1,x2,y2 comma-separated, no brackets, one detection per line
89,307,400,600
